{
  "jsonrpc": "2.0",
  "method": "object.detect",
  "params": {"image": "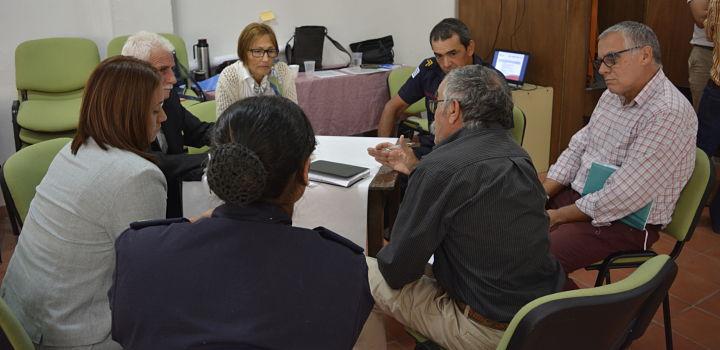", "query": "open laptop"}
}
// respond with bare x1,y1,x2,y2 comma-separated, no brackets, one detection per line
491,49,531,89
